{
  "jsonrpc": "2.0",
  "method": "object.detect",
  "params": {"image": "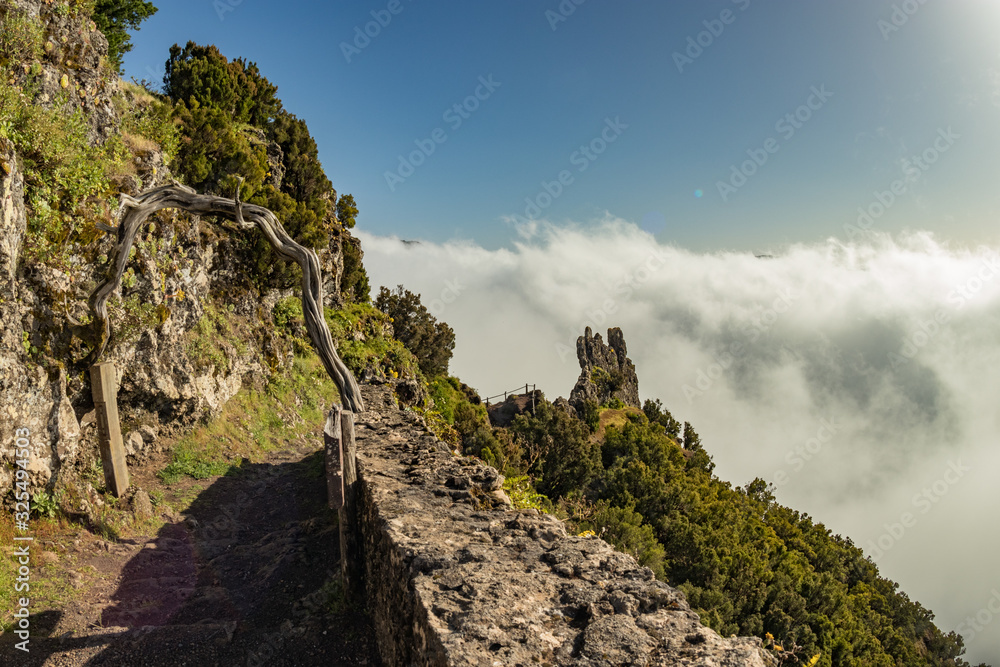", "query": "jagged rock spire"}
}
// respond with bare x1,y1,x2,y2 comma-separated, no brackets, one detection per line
568,327,641,409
